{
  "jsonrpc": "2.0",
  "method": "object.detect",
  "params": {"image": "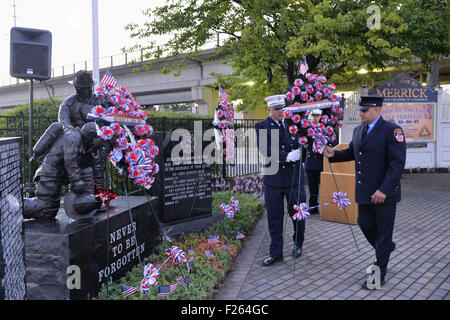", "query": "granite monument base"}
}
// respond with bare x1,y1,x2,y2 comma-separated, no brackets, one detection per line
161,211,224,239
23,196,159,300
